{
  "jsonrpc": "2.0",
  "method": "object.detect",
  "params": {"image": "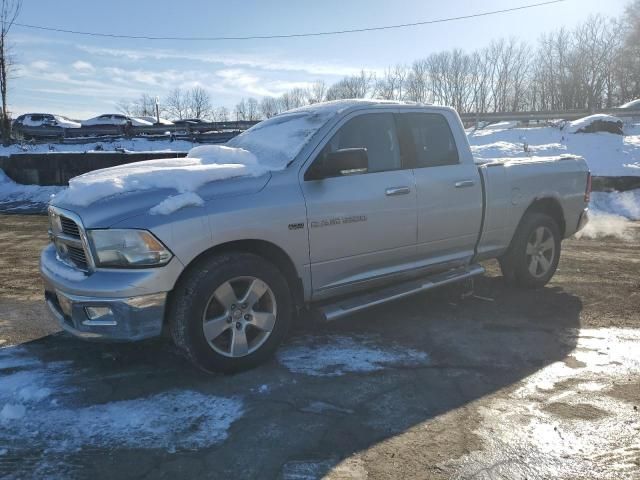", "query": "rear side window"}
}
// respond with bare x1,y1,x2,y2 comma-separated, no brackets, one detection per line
316,113,401,174
398,113,459,168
